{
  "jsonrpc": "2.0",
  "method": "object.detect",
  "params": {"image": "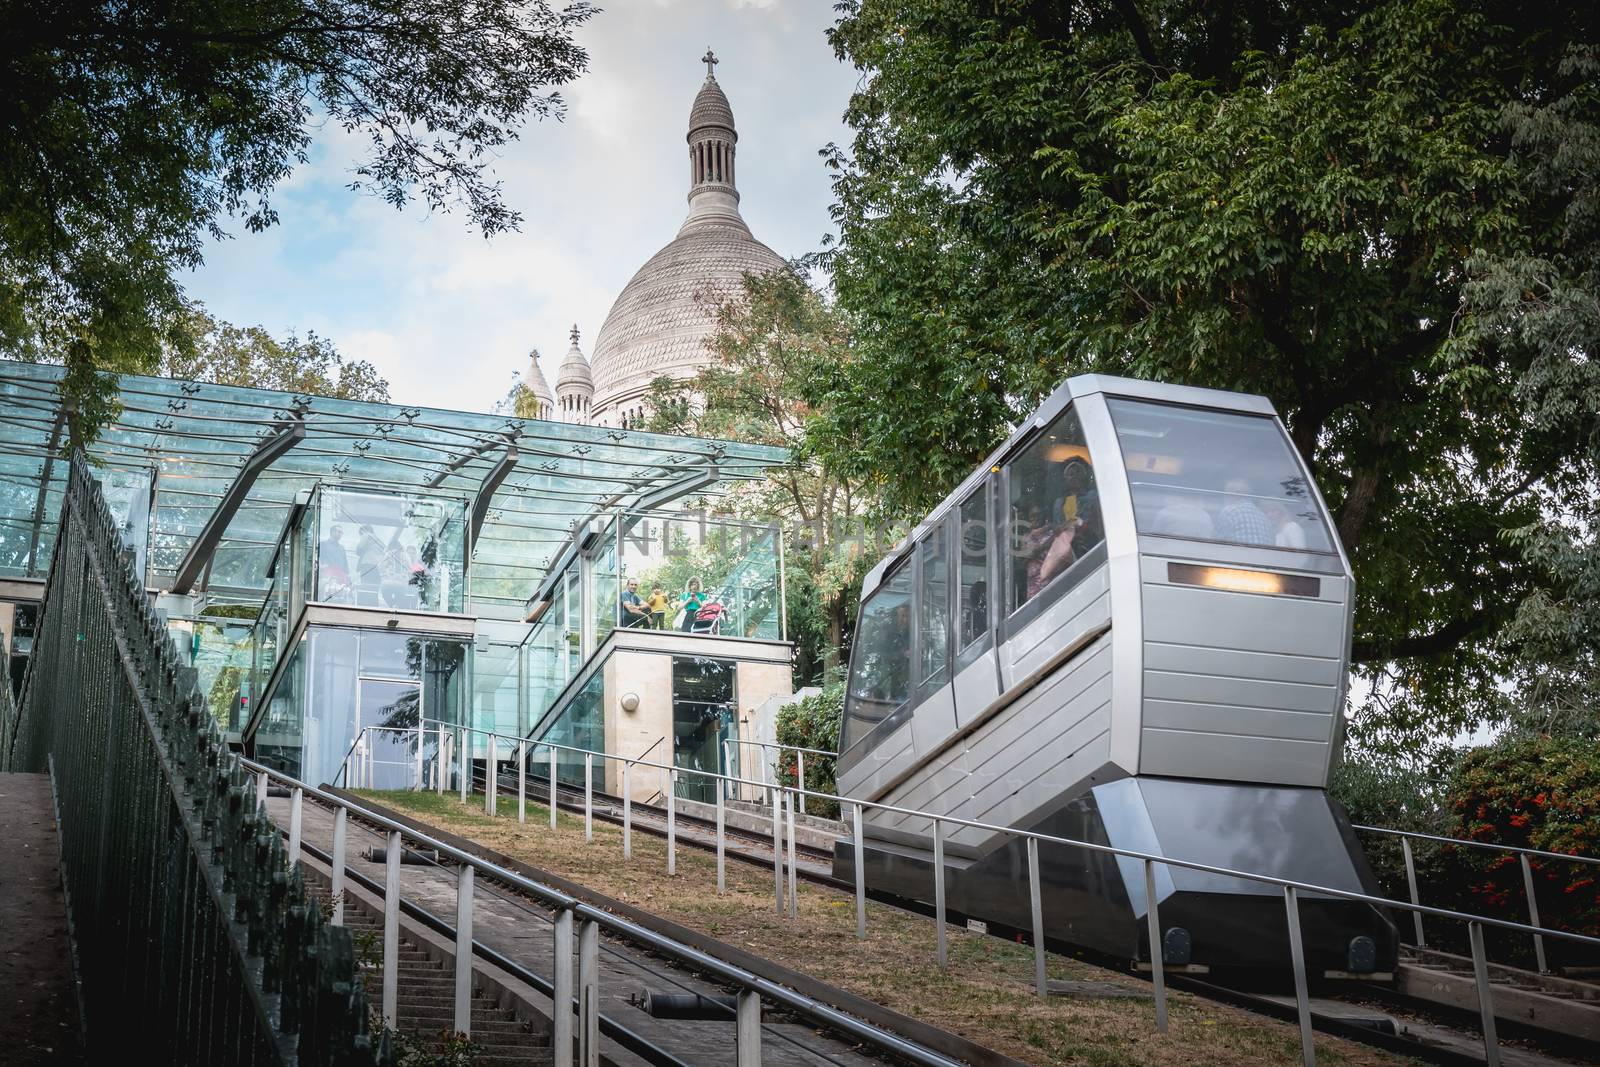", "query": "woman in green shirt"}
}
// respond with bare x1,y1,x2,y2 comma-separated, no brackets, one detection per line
679,576,707,632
